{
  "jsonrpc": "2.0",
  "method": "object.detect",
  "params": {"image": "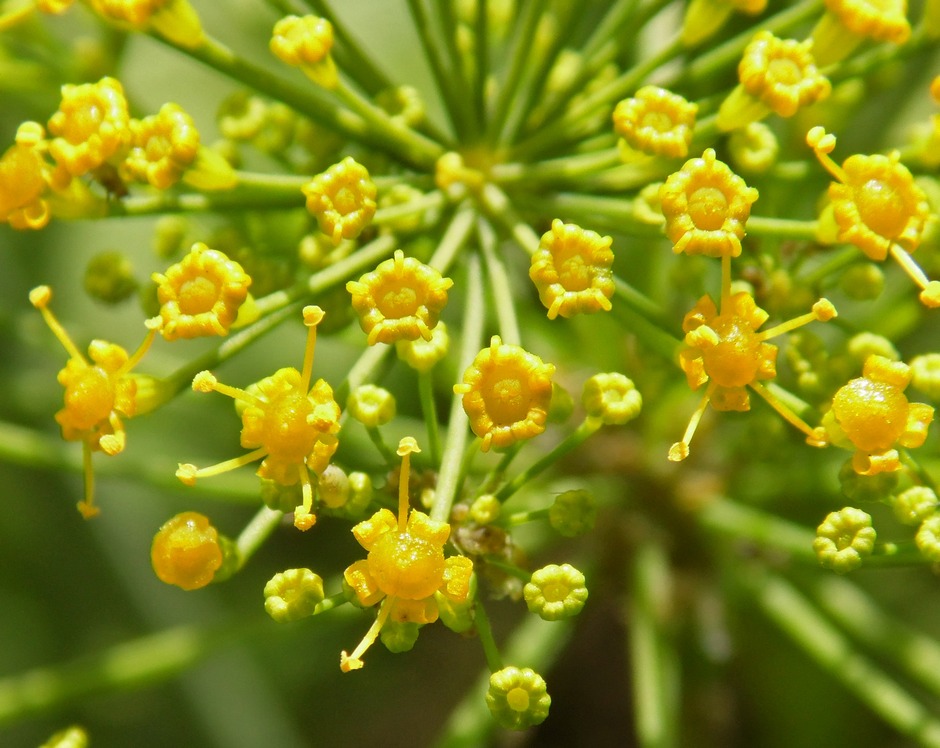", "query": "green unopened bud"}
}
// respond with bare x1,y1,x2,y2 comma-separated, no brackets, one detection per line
264,568,325,622
524,563,588,621
549,488,597,537
728,121,779,174
911,353,940,400
838,459,899,502
341,471,374,518
347,384,396,427
218,91,268,141
582,372,642,425
916,515,940,562
380,620,421,653
318,463,350,509
847,332,899,363
40,726,88,748
839,263,884,301
813,507,876,574
395,320,450,372
470,494,501,524
84,250,138,304
892,486,938,526
547,382,574,423
152,215,189,258
633,182,666,226
376,85,425,128
486,666,551,730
